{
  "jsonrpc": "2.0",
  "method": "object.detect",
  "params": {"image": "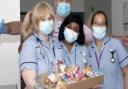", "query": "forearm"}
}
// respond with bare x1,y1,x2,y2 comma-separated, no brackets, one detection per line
22,70,37,89
123,65,128,89
5,21,22,35
124,72,128,89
